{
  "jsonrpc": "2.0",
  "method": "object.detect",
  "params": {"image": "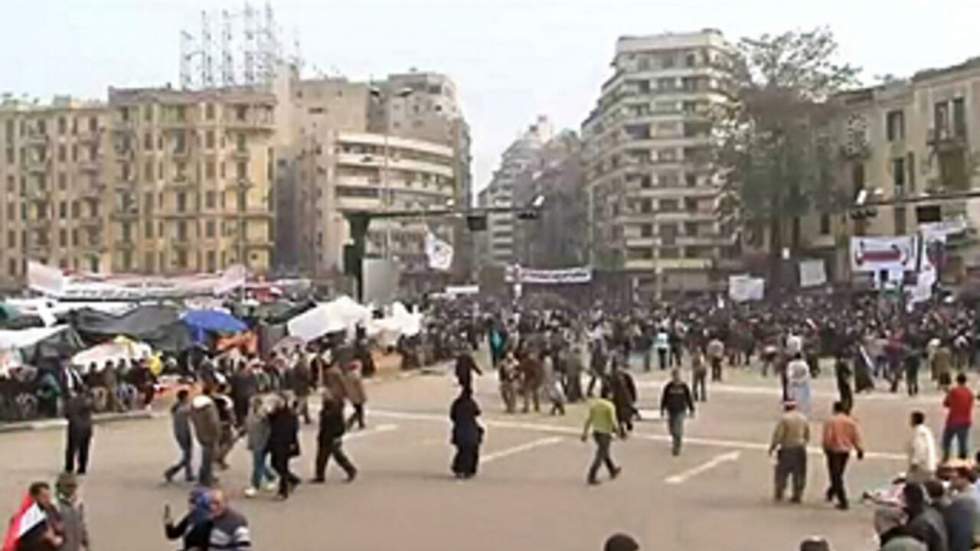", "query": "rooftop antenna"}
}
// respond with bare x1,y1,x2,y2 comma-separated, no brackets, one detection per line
200,10,215,88
242,1,256,85
220,9,235,87
179,29,196,89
